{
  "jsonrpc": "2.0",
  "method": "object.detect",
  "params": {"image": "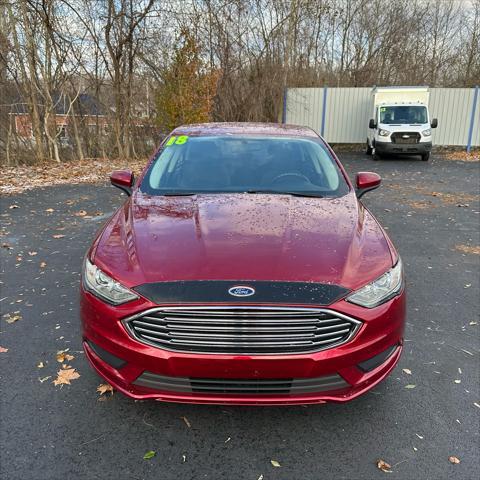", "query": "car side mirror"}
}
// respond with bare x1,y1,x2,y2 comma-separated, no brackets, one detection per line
369,118,376,129
110,170,134,196
356,172,381,198
431,118,438,129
